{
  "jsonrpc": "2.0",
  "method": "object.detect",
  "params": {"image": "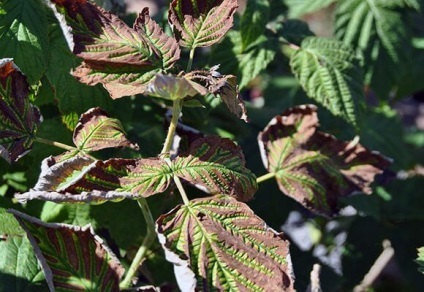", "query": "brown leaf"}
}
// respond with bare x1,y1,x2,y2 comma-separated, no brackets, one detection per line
258,104,391,216
168,0,238,49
